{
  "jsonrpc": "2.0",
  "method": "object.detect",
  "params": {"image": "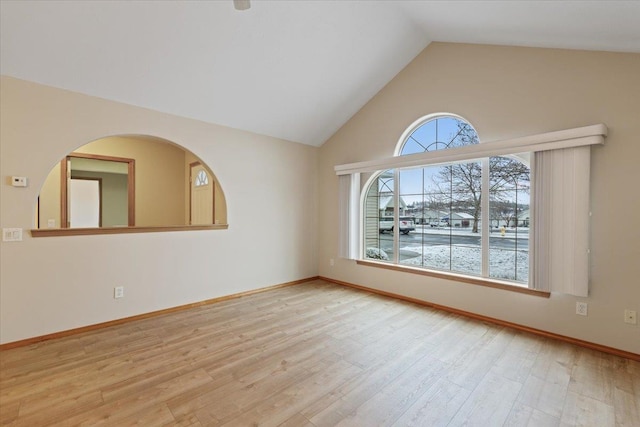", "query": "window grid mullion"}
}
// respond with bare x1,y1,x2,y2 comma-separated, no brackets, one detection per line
393,169,400,264
481,159,490,277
